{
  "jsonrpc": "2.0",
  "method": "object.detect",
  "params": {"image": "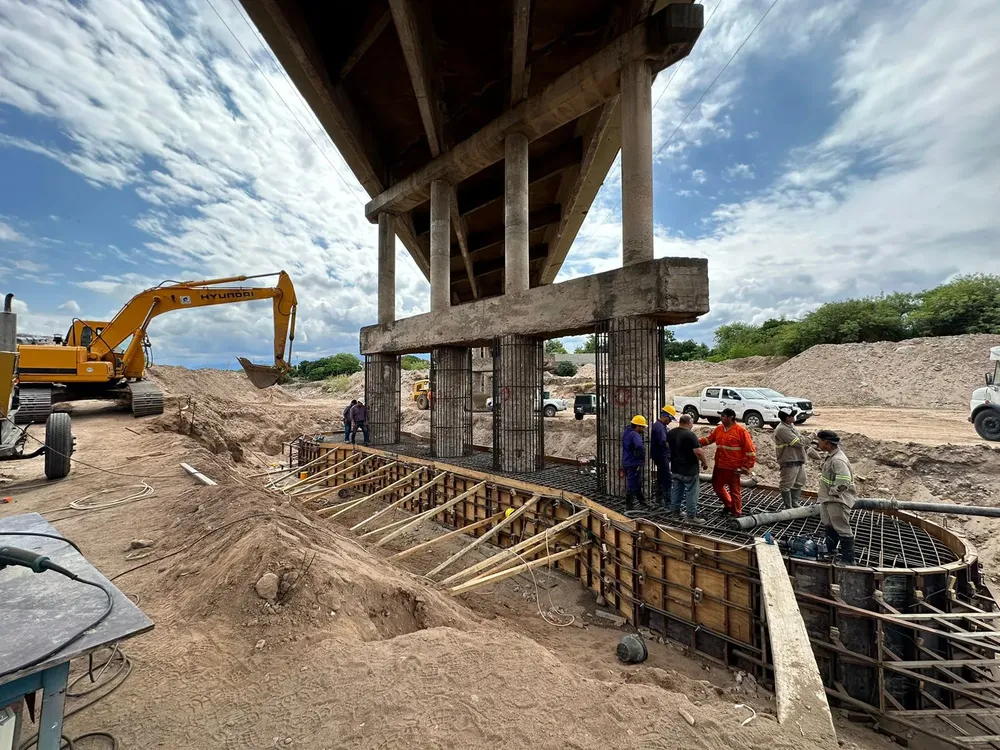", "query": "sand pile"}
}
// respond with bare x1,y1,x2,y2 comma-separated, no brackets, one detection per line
765,334,999,409
666,356,787,397
147,364,297,404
